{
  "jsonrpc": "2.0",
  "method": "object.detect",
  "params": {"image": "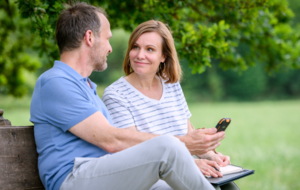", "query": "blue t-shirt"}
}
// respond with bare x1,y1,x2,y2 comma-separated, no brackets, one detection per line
30,61,113,190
